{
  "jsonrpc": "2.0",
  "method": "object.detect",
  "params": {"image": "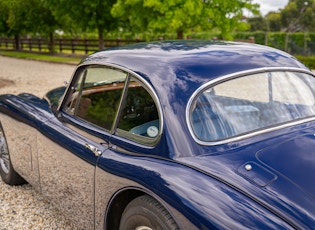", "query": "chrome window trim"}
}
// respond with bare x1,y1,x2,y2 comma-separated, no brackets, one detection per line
111,73,131,134
58,62,164,146
186,67,315,146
